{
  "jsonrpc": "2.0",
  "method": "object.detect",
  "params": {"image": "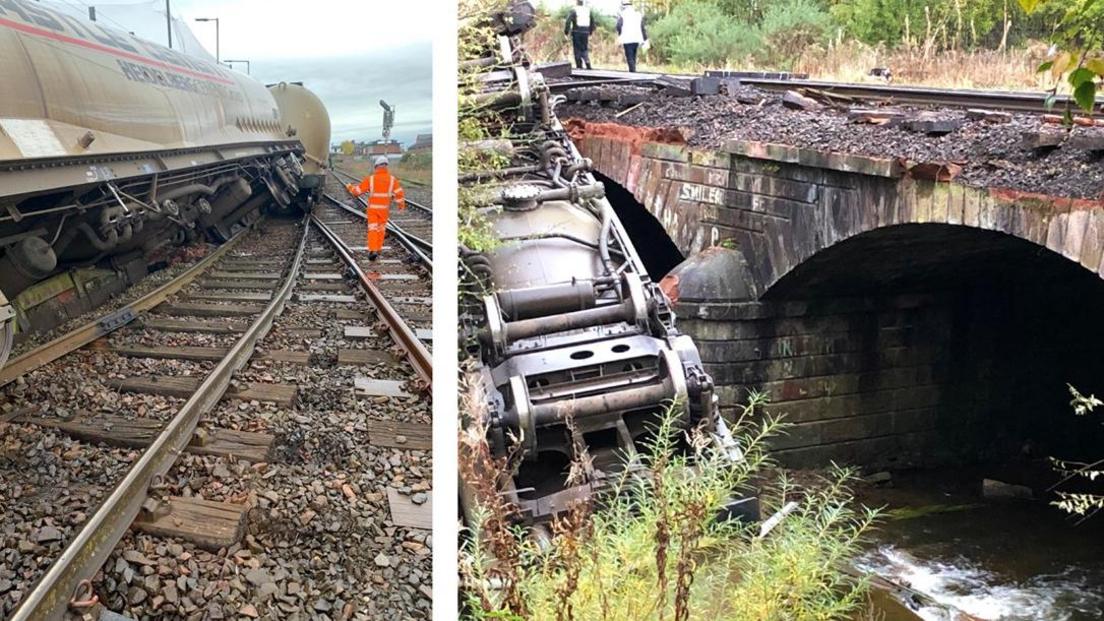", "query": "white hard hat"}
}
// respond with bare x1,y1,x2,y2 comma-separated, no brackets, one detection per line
374,155,389,167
